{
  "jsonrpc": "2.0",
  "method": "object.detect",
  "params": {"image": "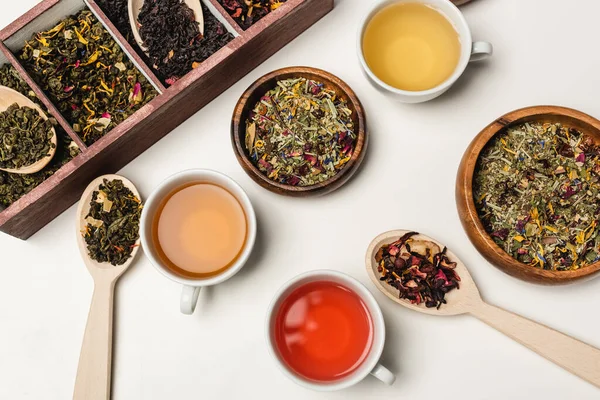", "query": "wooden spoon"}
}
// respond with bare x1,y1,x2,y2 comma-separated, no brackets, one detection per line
366,230,600,389
128,0,205,54
73,175,142,400
0,86,56,175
